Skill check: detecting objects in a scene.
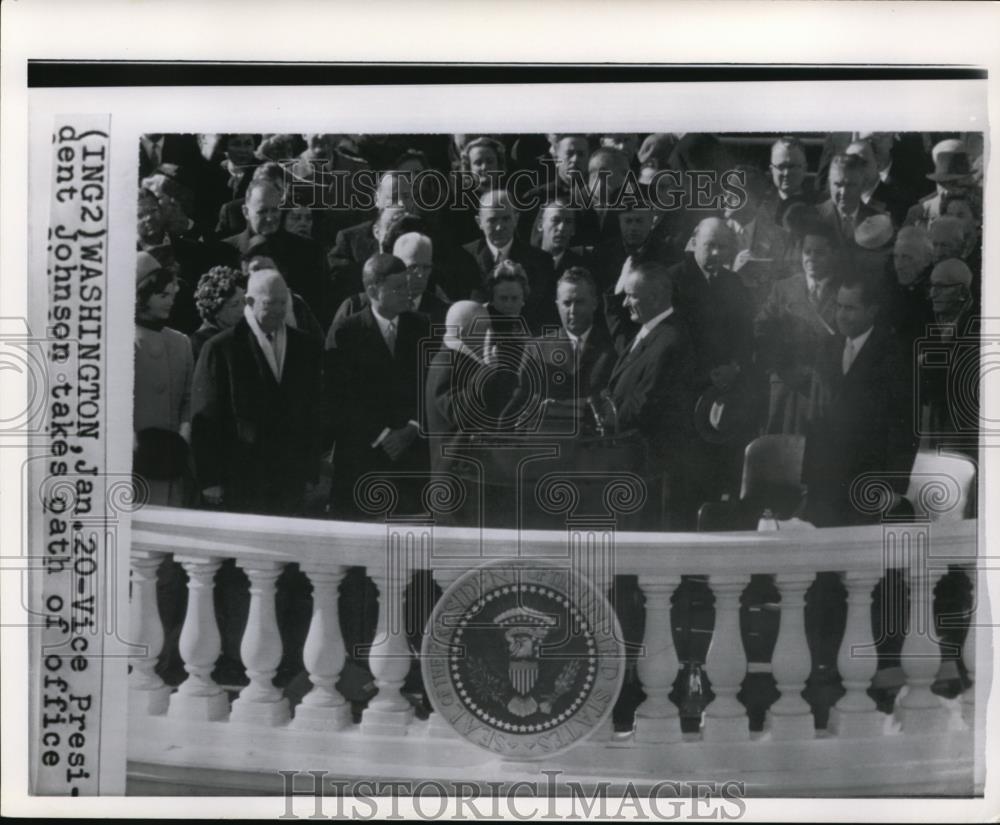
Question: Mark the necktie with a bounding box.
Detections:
[385,320,397,355]
[809,282,820,305]
[495,247,505,266]
[842,338,854,375]
[841,212,855,242]
[629,331,645,354]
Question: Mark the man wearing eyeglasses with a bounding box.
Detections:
[763,136,818,226]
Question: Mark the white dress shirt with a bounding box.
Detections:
[370,306,398,354]
[842,325,874,375]
[486,239,514,265]
[630,307,674,352]
[244,305,286,382]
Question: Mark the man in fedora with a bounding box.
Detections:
[904,139,977,228]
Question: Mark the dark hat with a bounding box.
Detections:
[926,140,972,183]
[694,383,758,445]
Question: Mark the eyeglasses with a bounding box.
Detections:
[770,163,804,172]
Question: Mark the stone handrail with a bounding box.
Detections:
[127,506,983,794]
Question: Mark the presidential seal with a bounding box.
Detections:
[422,562,625,759]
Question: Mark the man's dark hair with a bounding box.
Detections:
[382,213,430,253]
[829,153,865,177]
[362,253,407,291]
[840,275,882,308]
[557,266,598,296]
[629,259,674,302]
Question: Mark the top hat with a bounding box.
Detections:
[927,140,972,183]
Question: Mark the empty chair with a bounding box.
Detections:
[904,450,977,521]
[740,434,807,519]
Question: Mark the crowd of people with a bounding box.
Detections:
[135,130,982,530]
[135,131,982,720]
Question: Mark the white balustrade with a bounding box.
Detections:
[360,545,415,736]
[229,561,289,726]
[634,573,682,743]
[290,564,350,731]
[962,568,975,729]
[767,573,815,740]
[127,507,980,794]
[899,563,951,733]
[128,550,172,716]
[167,556,229,721]
[829,571,883,737]
[702,574,751,742]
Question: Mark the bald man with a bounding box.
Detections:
[191,268,323,515]
[668,217,762,506]
[392,231,451,326]
[423,301,513,474]
[670,218,756,387]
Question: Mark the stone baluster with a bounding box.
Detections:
[634,573,682,743]
[230,561,289,726]
[767,573,815,740]
[830,571,883,737]
[961,567,976,729]
[290,564,350,731]
[167,556,229,722]
[898,561,950,733]
[702,574,751,742]
[360,541,414,736]
[128,550,172,716]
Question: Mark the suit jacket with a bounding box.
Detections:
[501,324,616,429]
[215,198,246,239]
[549,246,592,277]
[590,235,680,294]
[463,237,557,330]
[328,220,378,305]
[816,199,883,249]
[423,344,514,473]
[605,312,697,464]
[223,227,331,327]
[138,134,205,180]
[869,179,918,227]
[327,290,449,343]
[326,308,431,509]
[754,273,839,375]
[190,318,323,515]
[669,254,755,385]
[802,324,918,526]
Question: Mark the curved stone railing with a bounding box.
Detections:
[127,506,984,795]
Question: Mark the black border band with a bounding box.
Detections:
[27,61,987,88]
